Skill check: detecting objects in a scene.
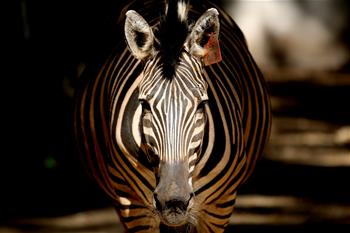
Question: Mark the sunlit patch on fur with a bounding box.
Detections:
[119,197,132,205]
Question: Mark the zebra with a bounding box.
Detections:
[74,0,271,232]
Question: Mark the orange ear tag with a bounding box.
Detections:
[203,33,222,66]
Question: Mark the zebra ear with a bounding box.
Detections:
[186,8,220,58]
[125,10,155,60]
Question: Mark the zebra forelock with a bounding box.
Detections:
[177,1,189,22]
[156,0,190,79]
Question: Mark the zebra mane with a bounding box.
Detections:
[155,0,190,79]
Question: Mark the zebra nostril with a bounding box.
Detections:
[165,199,188,211]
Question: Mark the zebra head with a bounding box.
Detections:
[125,2,220,227]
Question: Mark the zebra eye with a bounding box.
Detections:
[196,101,207,113]
[140,100,152,112]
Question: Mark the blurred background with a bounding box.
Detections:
[3,0,350,232]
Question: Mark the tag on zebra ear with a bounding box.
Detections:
[125,10,155,60]
[203,32,222,66]
[186,8,221,65]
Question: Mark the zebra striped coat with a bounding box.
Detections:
[74,0,271,232]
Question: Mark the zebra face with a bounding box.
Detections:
[125,4,220,227]
[138,53,208,226]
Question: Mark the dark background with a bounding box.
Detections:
[2,0,350,232]
[4,0,130,220]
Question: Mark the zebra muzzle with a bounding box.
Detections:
[153,162,194,226]
[154,194,192,226]
[154,194,191,211]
